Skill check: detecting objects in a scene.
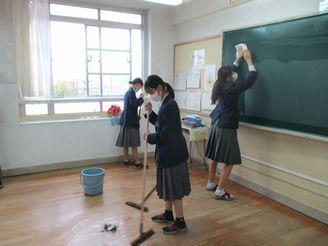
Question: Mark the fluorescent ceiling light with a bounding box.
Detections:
[144,0,183,6]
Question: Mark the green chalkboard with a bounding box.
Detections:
[222,13,328,137]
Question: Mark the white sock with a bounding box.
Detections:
[207,180,216,189]
[215,186,225,196]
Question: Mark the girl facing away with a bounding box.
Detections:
[205,50,258,200]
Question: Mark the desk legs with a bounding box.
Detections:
[189,140,193,164]
[202,139,207,170]
[189,139,208,170]
[0,166,3,189]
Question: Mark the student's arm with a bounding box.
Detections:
[147,104,177,145]
[232,70,258,94]
[232,56,243,72]
[232,51,258,94]
[232,50,244,72]
[128,91,144,108]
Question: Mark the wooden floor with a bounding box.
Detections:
[0,161,327,246]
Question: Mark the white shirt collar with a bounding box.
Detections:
[160,93,169,105]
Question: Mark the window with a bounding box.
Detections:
[23,99,124,117]
[50,4,98,19]
[50,4,143,99]
[25,104,48,115]
[51,21,87,97]
[20,3,144,119]
[100,10,142,24]
[144,0,183,5]
[54,102,100,114]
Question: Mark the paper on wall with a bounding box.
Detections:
[189,49,205,71]
[186,91,201,111]
[193,49,205,70]
[187,70,200,88]
[201,92,215,111]
[175,91,187,109]
[204,64,216,91]
[173,72,187,90]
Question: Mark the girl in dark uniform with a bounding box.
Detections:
[116,78,144,167]
[144,75,191,234]
[205,51,258,200]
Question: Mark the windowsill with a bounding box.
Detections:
[20,96,125,103]
[20,112,111,124]
[19,96,127,123]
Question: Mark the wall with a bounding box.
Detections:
[147,7,175,81]
[0,0,16,85]
[174,0,328,223]
[174,0,320,42]
[0,0,174,172]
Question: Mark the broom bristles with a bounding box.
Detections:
[130,227,155,246]
[125,201,149,212]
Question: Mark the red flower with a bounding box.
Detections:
[107,105,122,117]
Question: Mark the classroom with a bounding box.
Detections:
[0,0,327,245]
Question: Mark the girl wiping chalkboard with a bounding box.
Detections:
[205,49,258,200]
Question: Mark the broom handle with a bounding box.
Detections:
[139,111,150,234]
[144,185,156,203]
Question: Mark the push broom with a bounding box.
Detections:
[125,185,156,212]
[126,100,156,211]
[130,111,155,245]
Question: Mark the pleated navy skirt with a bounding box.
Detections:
[116,126,141,148]
[156,161,191,201]
[205,119,241,165]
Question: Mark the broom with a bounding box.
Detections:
[126,103,156,212]
[130,111,155,245]
[125,185,156,212]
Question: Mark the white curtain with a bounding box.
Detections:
[11,0,31,98]
[11,0,51,98]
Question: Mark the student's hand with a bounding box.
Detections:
[244,51,254,65]
[145,101,152,113]
[143,132,149,141]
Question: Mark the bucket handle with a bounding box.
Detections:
[80,173,104,189]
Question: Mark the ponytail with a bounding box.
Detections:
[211,79,221,104]
[163,82,175,98]
[145,75,175,98]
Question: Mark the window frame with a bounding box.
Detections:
[20,1,147,119]
[49,2,145,98]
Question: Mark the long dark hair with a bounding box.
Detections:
[129,77,143,85]
[211,66,233,104]
[144,75,175,98]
